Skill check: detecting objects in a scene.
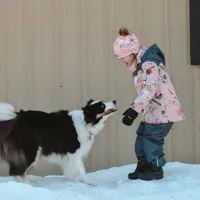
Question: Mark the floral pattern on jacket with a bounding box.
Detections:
[131,54,185,124]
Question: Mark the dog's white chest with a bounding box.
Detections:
[77,135,94,159]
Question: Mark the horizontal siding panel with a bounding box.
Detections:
[0,0,197,176]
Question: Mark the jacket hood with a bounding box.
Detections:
[141,44,165,65]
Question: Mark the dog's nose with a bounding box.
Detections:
[112,100,117,105]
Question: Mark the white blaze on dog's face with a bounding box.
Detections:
[83,99,117,125]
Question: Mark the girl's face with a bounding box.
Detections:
[119,54,137,72]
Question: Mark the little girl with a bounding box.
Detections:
[113,27,185,181]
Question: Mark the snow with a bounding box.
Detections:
[0,162,200,200]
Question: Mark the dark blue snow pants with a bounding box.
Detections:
[135,121,174,167]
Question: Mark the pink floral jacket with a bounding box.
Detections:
[131,45,185,124]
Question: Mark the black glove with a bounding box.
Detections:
[122,108,138,126]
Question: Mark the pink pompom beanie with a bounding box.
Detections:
[113,32,141,59]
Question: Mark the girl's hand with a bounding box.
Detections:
[122,108,138,126]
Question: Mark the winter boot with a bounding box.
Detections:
[128,160,148,180]
[137,164,163,181]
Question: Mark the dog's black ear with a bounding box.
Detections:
[83,105,93,124]
[87,99,94,105]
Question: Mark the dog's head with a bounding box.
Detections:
[82,99,117,125]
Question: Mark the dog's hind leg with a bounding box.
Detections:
[9,163,35,186]
[24,163,34,176]
[13,176,35,186]
[21,145,39,178]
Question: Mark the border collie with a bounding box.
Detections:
[0,99,117,186]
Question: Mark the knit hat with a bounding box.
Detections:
[113,27,141,58]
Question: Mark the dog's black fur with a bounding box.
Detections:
[0,99,117,184]
[1,110,80,176]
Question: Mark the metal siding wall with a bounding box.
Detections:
[0,0,197,176]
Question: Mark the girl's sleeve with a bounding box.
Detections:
[131,61,159,113]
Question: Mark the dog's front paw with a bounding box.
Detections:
[83,179,98,186]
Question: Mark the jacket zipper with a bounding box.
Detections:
[151,99,161,106]
[142,99,162,122]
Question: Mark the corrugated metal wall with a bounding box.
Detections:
[0,0,199,176]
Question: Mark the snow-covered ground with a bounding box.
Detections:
[0,162,200,200]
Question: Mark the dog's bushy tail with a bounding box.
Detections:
[0,102,18,162]
[0,101,16,121]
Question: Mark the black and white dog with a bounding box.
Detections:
[0,99,117,186]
